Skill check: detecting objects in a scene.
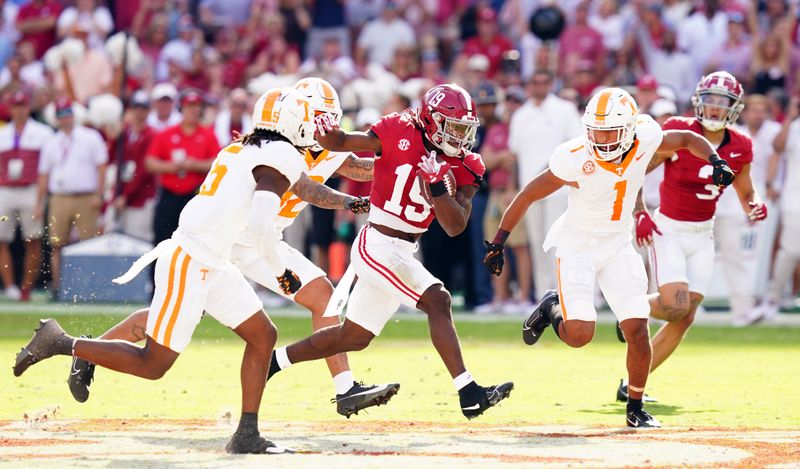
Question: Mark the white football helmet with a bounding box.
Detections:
[294,77,342,151]
[252,87,316,148]
[581,87,638,162]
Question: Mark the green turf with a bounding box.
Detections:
[2,312,799,428]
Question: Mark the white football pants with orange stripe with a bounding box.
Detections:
[146,243,263,352]
[344,225,441,335]
[556,242,650,322]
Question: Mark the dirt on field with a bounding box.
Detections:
[0,416,799,468]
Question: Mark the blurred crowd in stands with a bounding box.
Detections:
[0,0,798,320]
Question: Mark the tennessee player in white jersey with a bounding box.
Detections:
[483,87,734,428]
[63,78,398,418]
[13,87,320,453]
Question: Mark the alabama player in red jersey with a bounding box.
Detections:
[615,71,767,402]
[267,83,514,419]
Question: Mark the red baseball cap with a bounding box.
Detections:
[636,74,659,91]
[180,89,204,106]
[10,91,30,106]
[478,7,497,22]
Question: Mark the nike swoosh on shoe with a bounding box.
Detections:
[461,403,481,411]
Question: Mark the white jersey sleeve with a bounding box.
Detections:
[633,114,664,160]
[244,140,306,187]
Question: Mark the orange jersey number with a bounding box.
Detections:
[278,175,324,218]
[611,179,627,221]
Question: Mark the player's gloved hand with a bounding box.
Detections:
[747,201,768,222]
[314,113,338,136]
[417,150,452,184]
[634,210,662,247]
[345,196,370,214]
[277,268,302,295]
[710,154,735,187]
[462,152,487,190]
[483,241,505,276]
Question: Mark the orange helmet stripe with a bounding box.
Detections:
[319,81,335,103]
[594,90,613,122]
[260,90,281,124]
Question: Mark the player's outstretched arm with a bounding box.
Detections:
[659,129,735,186]
[498,169,566,235]
[335,154,375,181]
[731,163,767,222]
[291,173,369,213]
[483,169,565,276]
[314,114,382,154]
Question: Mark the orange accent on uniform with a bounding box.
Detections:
[163,253,192,348]
[305,149,329,169]
[556,258,567,320]
[224,144,242,154]
[569,145,585,153]
[152,247,183,341]
[260,90,281,124]
[594,138,640,177]
[594,91,613,122]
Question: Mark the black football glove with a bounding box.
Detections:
[277,268,302,295]
[345,196,370,214]
[711,156,735,187]
[483,241,505,277]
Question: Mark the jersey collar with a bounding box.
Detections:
[594,138,640,177]
[305,149,329,169]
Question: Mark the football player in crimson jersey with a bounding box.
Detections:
[614,72,767,402]
[267,83,514,420]
[482,87,734,427]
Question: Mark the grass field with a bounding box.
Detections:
[2,307,799,467]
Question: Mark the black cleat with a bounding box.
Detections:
[225,430,277,454]
[626,407,661,428]
[522,290,558,345]
[68,336,95,403]
[616,379,658,403]
[460,382,514,419]
[615,321,626,343]
[333,382,400,418]
[14,319,70,377]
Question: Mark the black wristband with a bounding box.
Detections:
[430,180,449,197]
[492,229,510,245]
[709,153,722,164]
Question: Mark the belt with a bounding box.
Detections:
[368,222,421,243]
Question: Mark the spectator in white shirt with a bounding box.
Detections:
[588,0,625,52]
[36,97,107,300]
[757,96,800,322]
[355,2,415,67]
[676,0,728,81]
[637,24,696,107]
[147,83,181,131]
[155,15,196,81]
[0,92,52,302]
[56,0,113,51]
[214,88,252,146]
[0,0,18,68]
[507,70,582,300]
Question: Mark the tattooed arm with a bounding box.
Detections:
[290,173,359,210]
[335,154,375,181]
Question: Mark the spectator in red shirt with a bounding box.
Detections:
[461,7,514,79]
[111,90,157,242]
[15,0,61,59]
[145,89,219,246]
[558,0,605,80]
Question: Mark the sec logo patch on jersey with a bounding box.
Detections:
[582,160,596,175]
[398,139,410,151]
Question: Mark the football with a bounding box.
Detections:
[418,169,457,205]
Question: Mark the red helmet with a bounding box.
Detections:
[418,83,479,157]
[691,71,744,132]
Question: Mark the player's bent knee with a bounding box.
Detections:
[418,285,452,318]
[562,321,594,348]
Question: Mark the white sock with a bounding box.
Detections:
[275,346,292,370]
[453,370,474,391]
[332,371,355,395]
